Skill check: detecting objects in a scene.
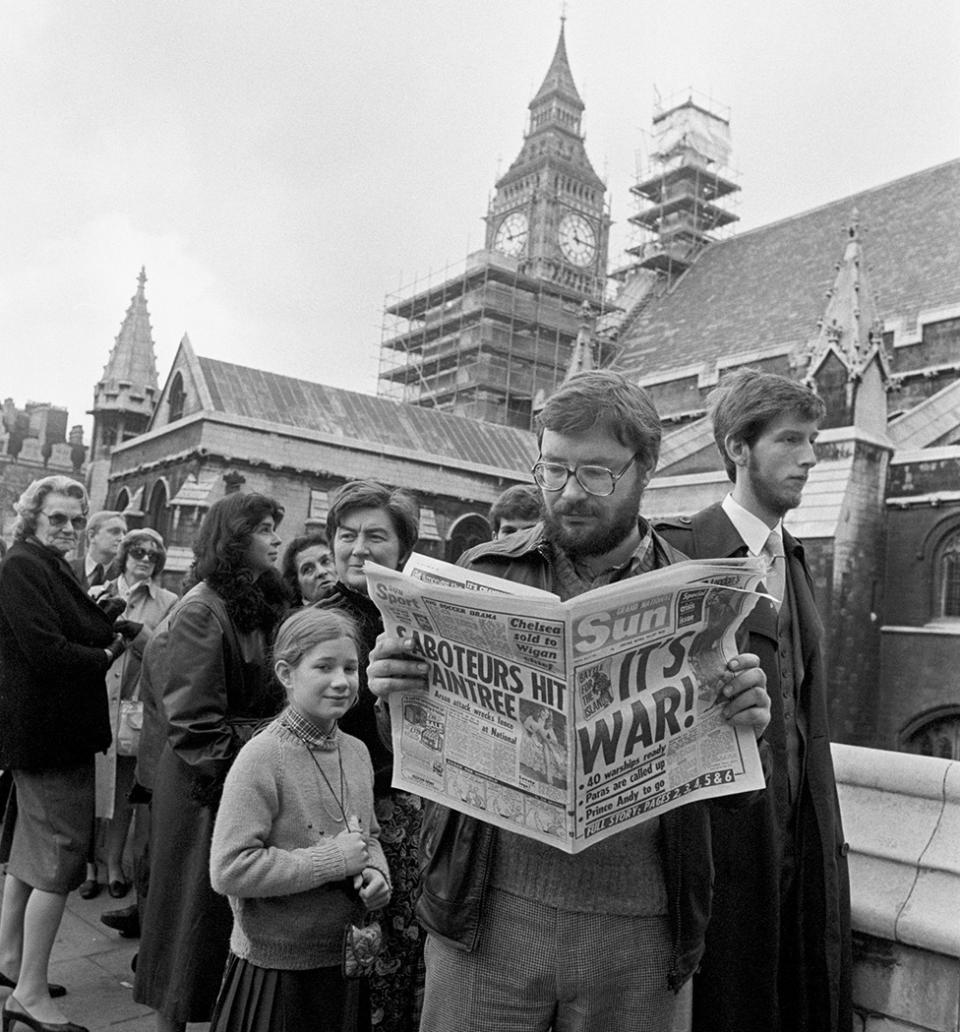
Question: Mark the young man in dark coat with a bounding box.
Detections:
[656,368,852,1032]
[70,510,126,590]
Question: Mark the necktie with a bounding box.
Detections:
[88,563,105,588]
[762,530,785,605]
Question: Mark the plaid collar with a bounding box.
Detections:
[280,705,340,751]
[549,520,656,601]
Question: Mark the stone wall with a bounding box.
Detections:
[835,744,960,1031]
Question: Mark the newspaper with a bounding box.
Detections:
[366,553,769,854]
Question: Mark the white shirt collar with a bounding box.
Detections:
[721,494,783,557]
[119,574,157,601]
[84,553,101,576]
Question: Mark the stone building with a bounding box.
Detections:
[86,266,160,509]
[104,333,537,587]
[612,154,960,756]
[86,28,960,763]
[0,400,82,543]
[377,24,614,429]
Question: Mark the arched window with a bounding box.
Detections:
[903,712,960,760]
[168,373,186,424]
[938,529,960,618]
[146,480,168,540]
[115,487,130,512]
[445,514,491,564]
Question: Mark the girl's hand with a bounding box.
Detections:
[335,829,370,876]
[357,867,391,910]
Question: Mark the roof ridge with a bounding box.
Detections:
[732,157,960,243]
[196,354,537,441]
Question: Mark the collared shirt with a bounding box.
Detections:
[85,553,103,579]
[550,519,656,601]
[721,493,783,558]
[117,574,161,605]
[281,705,340,752]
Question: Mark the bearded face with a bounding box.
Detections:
[538,429,648,560]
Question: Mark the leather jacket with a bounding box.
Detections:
[416,522,744,991]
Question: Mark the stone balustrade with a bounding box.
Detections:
[835,744,960,1031]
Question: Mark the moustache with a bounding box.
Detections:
[551,501,601,518]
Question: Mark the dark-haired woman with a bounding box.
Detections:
[133,493,288,1032]
[319,480,423,1032]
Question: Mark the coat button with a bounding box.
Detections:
[839,841,850,857]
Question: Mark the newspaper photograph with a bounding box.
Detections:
[367,554,769,854]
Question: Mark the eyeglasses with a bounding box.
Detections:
[41,511,87,530]
[531,454,639,498]
[129,546,161,563]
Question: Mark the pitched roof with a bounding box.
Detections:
[530,23,584,111]
[889,378,960,450]
[195,356,538,474]
[99,266,159,392]
[615,160,960,382]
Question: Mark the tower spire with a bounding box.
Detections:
[799,211,891,432]
[530,19,584,116]
[99,265,159,391]
[89,266,160,462]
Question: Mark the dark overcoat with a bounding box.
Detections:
[133,582,282,1023]
[657,504,852,1032]
[0,539,115,769]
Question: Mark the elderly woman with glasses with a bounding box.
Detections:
[87,529,177,903]
[0,476,127,1032]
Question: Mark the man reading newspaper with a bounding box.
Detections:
[368,370,771,1032]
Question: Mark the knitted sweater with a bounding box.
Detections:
[210,711,389,970]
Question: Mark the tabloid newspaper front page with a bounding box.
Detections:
[366,553,769,854]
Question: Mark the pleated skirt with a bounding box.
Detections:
[209,953,365,1032]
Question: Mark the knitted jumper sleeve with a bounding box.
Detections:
[210,732,350,898]
[341,735,390,885]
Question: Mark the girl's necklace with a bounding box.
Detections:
[304,738,351,828]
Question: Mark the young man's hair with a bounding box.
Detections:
[536,371,661,475]
[86,510,126,540]
[488,485,541,535]
[708,368,826,482]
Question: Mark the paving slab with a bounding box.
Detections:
[0,879,209,1030]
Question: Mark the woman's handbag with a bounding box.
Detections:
[116,683,143,757]
[341,915,382,979]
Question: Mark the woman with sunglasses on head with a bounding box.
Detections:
[89,529,177,905]
[133,493,288,1032]
[0,476,127,1032]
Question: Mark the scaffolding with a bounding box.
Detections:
[378,250,614,430]
[627,91,741,280]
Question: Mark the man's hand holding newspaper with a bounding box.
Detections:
[369,634,768,731]
[366,554,770,854]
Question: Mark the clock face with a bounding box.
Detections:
[494,212,529,257]
[558,213,597,267]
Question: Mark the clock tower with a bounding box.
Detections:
[378,24,612,429]
[486,22,610,299]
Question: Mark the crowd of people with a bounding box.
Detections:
[0,368,851,1032]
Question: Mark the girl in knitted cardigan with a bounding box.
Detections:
[209,608,391,1032]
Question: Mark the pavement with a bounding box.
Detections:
[0,883,208,1031]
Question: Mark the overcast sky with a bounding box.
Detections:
[2,0,958,438]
